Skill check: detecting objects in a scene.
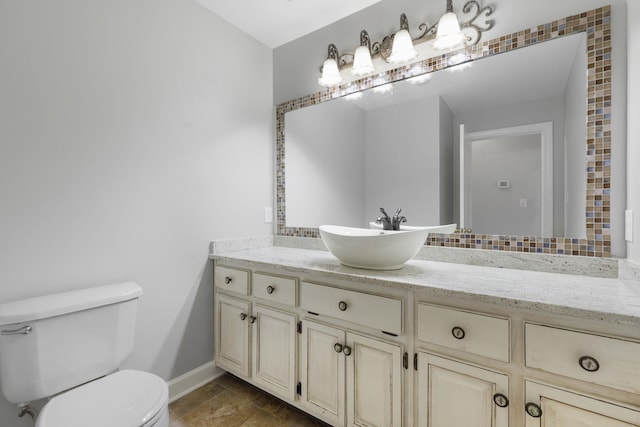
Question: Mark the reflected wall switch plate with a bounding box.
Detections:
[625,209,633,242]
[497,180,510,189]
[520,199,528,208]
[265,207,273,224]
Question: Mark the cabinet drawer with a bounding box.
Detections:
[416,303,510,362]
[300,282,402,336]
[214,265,250,295]
[253,272,297,306]
[525,323,640,394]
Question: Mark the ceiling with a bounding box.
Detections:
[193,0,381,48]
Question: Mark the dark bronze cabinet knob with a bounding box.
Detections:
[334,343,343,353]
[266,285,275,294]
[224,276,232,284]
[343,345,352,356]
[579,355,600,372]
[249,316,257,324]
[240,313,247,321]
[451,326,466,340]
[493,393,509,408]
[525,402,543,418]
[338,301,348,311]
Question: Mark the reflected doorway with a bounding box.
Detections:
[460,122,553,236]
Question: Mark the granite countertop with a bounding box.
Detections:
[210,244,640,328]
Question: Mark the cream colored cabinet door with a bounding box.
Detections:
[346,332,403,427]
[215,293,251,377]
[417,353,509,427]
[300,321,346,426]
[525,381,640,427]
[252,305,297,401]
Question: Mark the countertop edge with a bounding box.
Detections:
[210,245,640,328]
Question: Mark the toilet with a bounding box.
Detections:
[0,282,169,427]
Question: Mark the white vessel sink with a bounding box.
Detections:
[319,225,431,270]
[369,222,457,234]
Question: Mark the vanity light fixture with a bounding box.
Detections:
[351,30,375,76]
[388,14,418,64]
[433,0,466,50]
[318,44,343,88]
[316,0,493,88]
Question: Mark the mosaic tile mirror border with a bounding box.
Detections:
[276,6,611,257]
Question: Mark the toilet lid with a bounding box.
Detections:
[36,370,168,427]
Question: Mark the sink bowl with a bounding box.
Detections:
[319,225,431,270]
[369,222,457,234]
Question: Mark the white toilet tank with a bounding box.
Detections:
[0,282,143,404]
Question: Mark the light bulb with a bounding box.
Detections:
[318,58,342,87]
[388,29,417,64]
[351,45,375,76]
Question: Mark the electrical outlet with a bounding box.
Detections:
[264,207,273,224]
[626,209,633,242]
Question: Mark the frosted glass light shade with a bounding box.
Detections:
[318,58,342,87]
[433,12,465,50]
[351,45,375,76]
[388,29,417,64]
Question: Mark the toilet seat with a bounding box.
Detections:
[36,370,168,427]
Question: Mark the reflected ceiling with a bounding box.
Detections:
[346,34,583,113]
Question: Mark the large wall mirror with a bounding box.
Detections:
[276,7,611,257]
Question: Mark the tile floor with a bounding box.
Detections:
[169,373,332,427]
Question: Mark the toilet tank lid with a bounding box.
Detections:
[0,282,143,325]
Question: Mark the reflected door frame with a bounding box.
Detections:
[460,122,553,236]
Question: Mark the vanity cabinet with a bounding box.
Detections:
[298,281,404,427]
[215,293,251,377]
[522,323,640,426]
[524,381,640,426]
[416,353,509,427]
[415,303,511,427]
[214,266,299,400]
[300,320,403,427]
[213,257,640,427]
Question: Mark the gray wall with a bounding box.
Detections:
[274,0,628,257]
[564,37,588,238]
[471,135,542,235]
[286,101,366,227]
[0,0,272,426]
[365,96,444,225]
[454,97,565,235]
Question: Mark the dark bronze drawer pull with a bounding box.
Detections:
[579,355,600,372]
[451,326,466,340]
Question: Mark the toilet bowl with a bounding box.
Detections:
[0,282,169,427]
[36,370,169,427]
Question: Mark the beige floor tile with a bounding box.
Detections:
[178,389,258,427]
[238,409,287,427]
[168,373,327,427]
[169,382,226,418]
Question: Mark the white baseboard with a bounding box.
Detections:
[167,361,225,403]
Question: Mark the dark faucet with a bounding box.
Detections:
[376,208,407,230]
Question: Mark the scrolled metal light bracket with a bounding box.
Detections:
[320,0,494,70]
